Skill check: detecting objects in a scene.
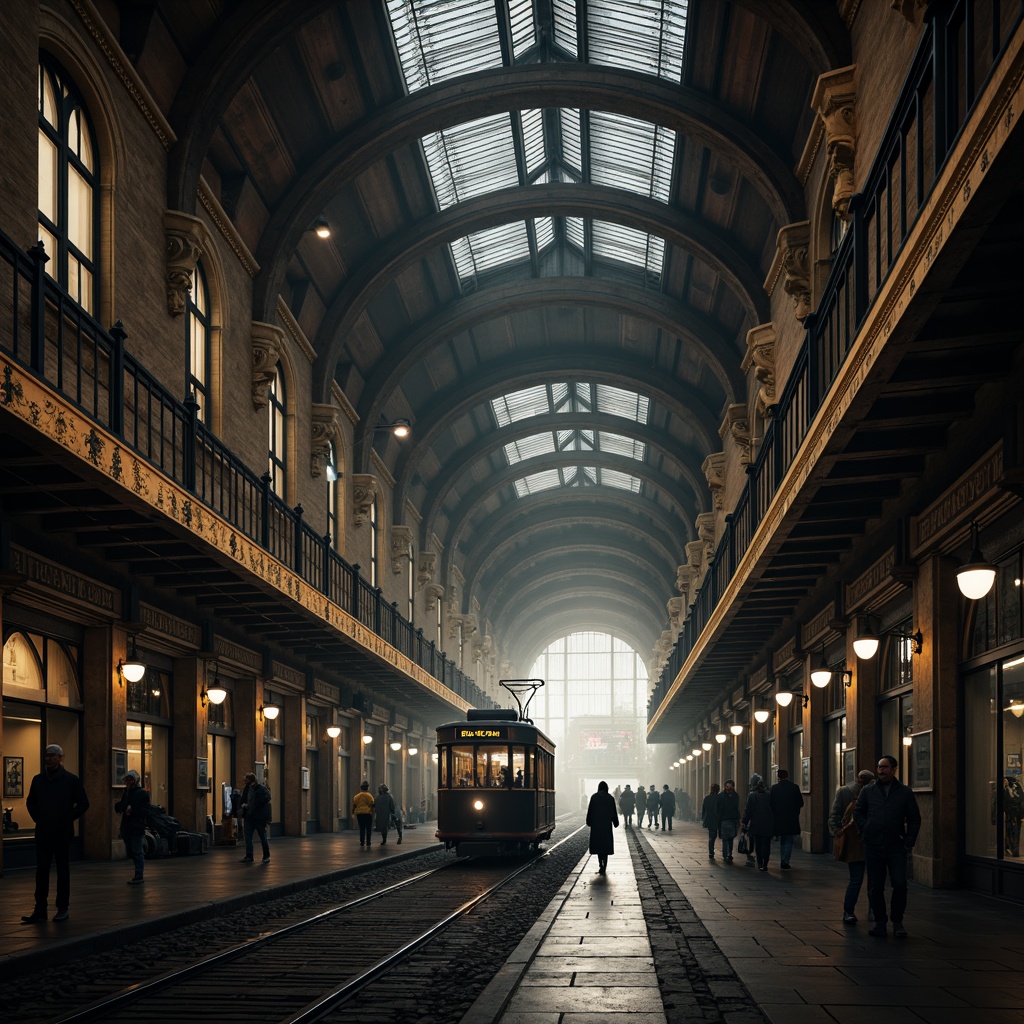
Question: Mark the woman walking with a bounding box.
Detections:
[586,780,619,874]
[374,783,396,845]
[742,776,775,870]
[701,782,721,860]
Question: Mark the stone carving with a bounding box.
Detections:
[686,539,706,597]
[163,210,204,317]
[776,222,812,323]
[668,597,685,632]
[424,582,444,612]
[449,612,477,642]
[310,403,341,478]
[702,451,726,511]
[351,474,376,527]
[391,525,413,575]
[720,404,751,466]
[696,512,717,572]
[251,322,284,410]
[814,67,857,222]
[417,552,437,589]
[676,563,695,604]
[743,324,777,414]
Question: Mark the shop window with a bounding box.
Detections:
[882,618,916,691]
[38,56,98,313]
[3,631,82,706]
[126,721,170,808]
[126,667,169,717]
[969,546,1024,657]
[879,692,913,760]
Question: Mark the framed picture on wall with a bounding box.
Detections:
[197,757,209,790]
[3,756,24,799]
[843,748,856,783]
[800,756,811,793]
[111,748,128,788]
[254,761,266,785]
[910,731,933,791]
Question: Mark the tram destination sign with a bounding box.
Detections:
[456,726,509,740]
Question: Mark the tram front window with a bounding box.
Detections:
[449,745,509,786]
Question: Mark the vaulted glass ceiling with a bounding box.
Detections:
[386,0,688,285]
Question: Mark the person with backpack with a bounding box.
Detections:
[239,771,271,863]
[829,769,875,923]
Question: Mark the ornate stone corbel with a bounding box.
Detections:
[310,403,341,478]
[775,223,812,323]
[391,525,413,575]
[696,512,717,571]
[351,474,376,527]
[447,582,460,614]
[676,563,694,604]
[163,210,205,317]
[448,612,477,642]
[251,322,284,410]
[813,66,857,222]
[424,582,444,612]
[702,452,726,511]
[719,404,751,466]
[417,552,437,589]
[743,324,777,414]
[668,597,685,633]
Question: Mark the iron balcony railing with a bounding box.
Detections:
[649,0,1022,719]
[0,239,488,710]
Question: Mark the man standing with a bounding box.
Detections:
[239,770,272,862]
[769,768,804,869]
[21,744,89,923]
[114,769,150,884]
[659,784,676,830]
[829,769,875,923]
[854,754,921,937]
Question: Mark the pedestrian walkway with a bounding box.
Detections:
[462,821,1024,1024]
[0,822,439,981]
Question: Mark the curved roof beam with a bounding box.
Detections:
[731,0,851,78]
[350,280,739,460]
[253,64,803,316]
[419,411,706,541]
[459,495,686,605]
[166,0,335,211]
[433,451,697,562]
[393,351,720,520]
[316,184,767,355]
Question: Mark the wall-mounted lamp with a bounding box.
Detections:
[686,754,694,761]
[378,418,411,439]
[362,733,373,744]
[692,748,702,757]
[810,643,833,688]
[715,732,727,744]
[701,741,713,752]
[390,740,402,751]
[753,700,771,724]
[853,615,923,660]
[775,688,809,708]
[259,702,280,721]
[117,633,146,686]
[957,518,997,599]
[313,217,331,239]
[408,746,418,755]
[841,669,853,688]
[326,725,342,739]
[200,663,228,707]
[729,723,744,736]
[902,727,914,748]
[1005,701,1024,719]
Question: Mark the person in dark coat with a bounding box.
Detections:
[701,782,720,859]
[829,769,875,923]
[742,777,774,870]
[21,744,89,922]
[239,770,272,862]
[854,754,921,937]
[374,783,396,845]
[744,773,763,864]
[351,780,375,847]
[619,784,637,827]
[716,780,741,861]
[769,768,804,868]
[676,789,690,822]
[114,769,151,884]
[645,784,660,828]
[659,784,676,830]
[586,780,619,874]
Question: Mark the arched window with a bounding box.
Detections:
[186,263,211,422]
[38,57,98,314]
[407,539,415,622]
[267,363,287,498]
[369,494,379,588]
[326,440,339,551]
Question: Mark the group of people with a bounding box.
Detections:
[351,781,403,846]
[616,783,678,830]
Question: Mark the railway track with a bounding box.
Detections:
[47,822,588,1024]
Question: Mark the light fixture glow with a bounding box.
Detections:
[957,519,997,599]
[702,741,712,751]
[473,799,484,811]
[260,703,280,721]
[313,217,331,239]
[686,754,694,761]
[206,672,227,705]
[326,725,342,739]
[408,747,418,755]
[811,643,832,687]
[118,633,145,684]
[390,741,402,751]
[362,733,373,744]
[902,733,913,747]
[715,732,727,744]
[730,724,743,736]
[775,691,794,707]
[692,748,702,757]
[754,708,771,724]
[853,635,879,660]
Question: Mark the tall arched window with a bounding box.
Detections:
[267,363,287,498]
[407,539,415,622]
[186,263,211,421]
[38,57,98,314]
[326,440,339,551]
[369,494,379,588]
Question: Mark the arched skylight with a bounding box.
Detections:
[386,0,687,285]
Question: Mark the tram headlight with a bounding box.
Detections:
[473,799,484,811]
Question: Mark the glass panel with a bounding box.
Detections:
[596,384,649,422]
[3,632,45,697]
[589,111,673,202]
[599,468,641,492]
[2,702,42,835]
[587,0,687,82]
[46,639,81,707]
[1003,654,1024,859]
[505,433,556,464]
[509,0,536,57]
[39,65,57,127]
[964,665,997,858]
[522,108,545,177]
[68,162,93,259]
[552,0,578,57]
[38,130,57,223]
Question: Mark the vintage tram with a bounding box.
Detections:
[435,680,556,856]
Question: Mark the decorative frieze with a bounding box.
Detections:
[743,324,777,414]
[310,403,341,478]
[391,525,413,575]
[813,66,857,222]
[845,547,897,611]
[351,474,376,527]
[251,322,284,410]
[775,222,812,322]
[163,210,205,317]
[801,602,837,649]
